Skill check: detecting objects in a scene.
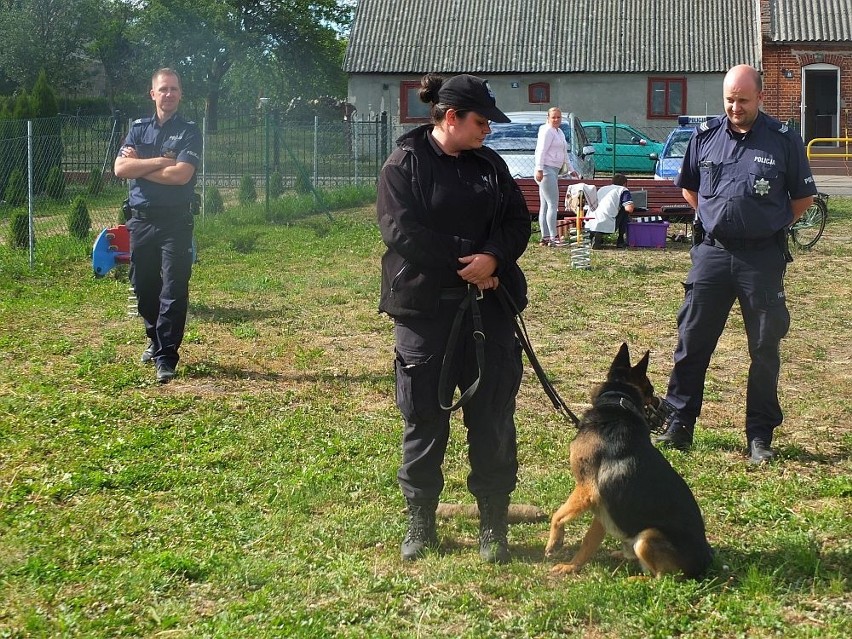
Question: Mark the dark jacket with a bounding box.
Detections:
[377,125,531,318]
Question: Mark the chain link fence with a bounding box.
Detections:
[0,110,400,270]
[0,110,683,272]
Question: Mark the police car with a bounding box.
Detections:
[652,115,713,180]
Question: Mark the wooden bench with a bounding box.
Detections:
[515,177,695,223]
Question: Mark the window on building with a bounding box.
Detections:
[648,78,687,118]
[400,81,431,123]
[529,82,550,104]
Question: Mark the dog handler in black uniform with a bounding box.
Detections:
[377,74,531,563]
[655,65,817,463]
[114,68,201,384]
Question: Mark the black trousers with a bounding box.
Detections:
[393,291,522,502]
[665,239,790,443]
[127,214,194,367]
[615,207,629,239]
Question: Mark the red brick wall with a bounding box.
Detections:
[761,45,852,134]
[759,0,852,134]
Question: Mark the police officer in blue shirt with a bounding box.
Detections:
[655,65,817,463]
[114,68,202,384]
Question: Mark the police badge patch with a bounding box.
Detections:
[754,177,770,196]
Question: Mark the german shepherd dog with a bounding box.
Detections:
[544,343,713,578]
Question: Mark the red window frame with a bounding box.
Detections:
[400,80,430,123]
[647,77,687,119]
[529,82,550,104]
[527,82,550,104]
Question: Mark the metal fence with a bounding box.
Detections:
[0,110,683,270]
[0,111,398,269]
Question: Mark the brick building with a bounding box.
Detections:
[346,0,852,148]
[760,0,852,143]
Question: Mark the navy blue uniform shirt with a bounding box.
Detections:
[675,112,817,239]
[120,113,202,209]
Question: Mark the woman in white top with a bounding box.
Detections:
[534,107,568,246]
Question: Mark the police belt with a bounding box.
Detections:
[704,233,780,251]
[130,203,191,220]
[439,286,470,300]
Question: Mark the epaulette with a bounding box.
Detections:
[131,118,145,125]
[172,113,196,126]
[768,118,791,135]
[696,116,724,136]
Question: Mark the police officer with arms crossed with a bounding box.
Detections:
[655,64,817,463]
[114,68,202,384]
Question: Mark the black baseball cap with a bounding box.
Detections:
[438,74,511,123]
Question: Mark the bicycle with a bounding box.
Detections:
[788,191,828,250]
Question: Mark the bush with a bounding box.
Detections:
[269,171,284,199]
[7,209,28,248]
[204,187,225,215]
[5,168,26,207]
[294,172,312,195]
[87,168,103,195]
[68,196,91,240]
[238,175,257,204]
[228,231,260,254]
[45,166,65,200]
[320,184,377,210]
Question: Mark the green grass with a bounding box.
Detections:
[0,194,850,637]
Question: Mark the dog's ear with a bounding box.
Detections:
[632,350,650,378]
[610,342,631,375]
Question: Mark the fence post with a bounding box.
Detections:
[313,115,319,188]
[27,120,34,268]
[353,116,360,183]
[613,115,619,175]
[201,115,207,218]
[380,111,388,163]
[265,108,271,215]
[102,111,122,176]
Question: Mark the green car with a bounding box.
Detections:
[581,121,665,174]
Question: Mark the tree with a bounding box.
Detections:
[0,0,95,92]
[31,69,63,193]
[68,196,91,240]
[132,0,352,130]
[1,92,33,199]
[131,0,248,130]
[85,0,145,111]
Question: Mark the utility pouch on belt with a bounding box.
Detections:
[121,198,132,222]
[692,218,705,246]
[190,192,201,216]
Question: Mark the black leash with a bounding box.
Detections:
[437,283,582,427]
[495,286,581,426]
[438,285,486,411]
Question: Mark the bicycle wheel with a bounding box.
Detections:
[790,199,827,249]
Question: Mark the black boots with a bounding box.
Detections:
[400,499,438,561]
[400,496,511,563]
[477,495,510,564]
[653,421,694,451]
[748,438,776,464]
[590,232,603,249]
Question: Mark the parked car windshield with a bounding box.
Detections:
[667,128,694,158]
[485,123,572,151]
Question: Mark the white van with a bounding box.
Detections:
[484,111,596,179]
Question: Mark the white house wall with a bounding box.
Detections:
[347,73,727,132]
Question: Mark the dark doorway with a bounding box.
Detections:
[803,67,839,146]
